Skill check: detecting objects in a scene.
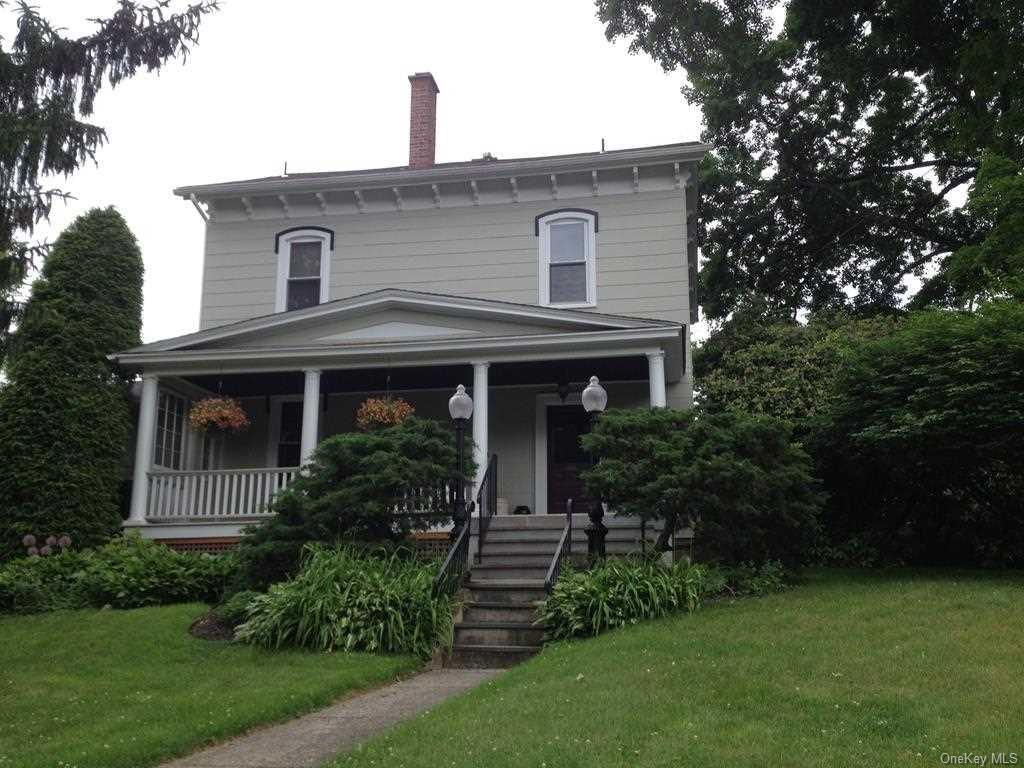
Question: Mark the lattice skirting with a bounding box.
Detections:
[163,537,242,554]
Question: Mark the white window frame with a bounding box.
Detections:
[153,391,189,470]
[537,210,597,308]
[275,228,332,313]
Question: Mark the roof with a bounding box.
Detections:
[116,288,681,356]
[173,142,709,199]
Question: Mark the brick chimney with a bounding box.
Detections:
[408,72,439,170]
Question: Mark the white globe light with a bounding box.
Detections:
[581,376,608,413]
[448,384,474,420]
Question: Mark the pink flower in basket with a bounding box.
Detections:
[355,397,415,431]
[188,397,251,433]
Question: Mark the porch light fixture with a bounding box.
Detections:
[448,384,474,540]
[581,376,608,414]
[448,384,474,421]
[581,375,608,561]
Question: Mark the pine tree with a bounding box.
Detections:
[0,207,143,559]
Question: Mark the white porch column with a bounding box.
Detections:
[127,374,160,525]
[300,369,321,465]
[471,361,489,495]
[647,350,667,408]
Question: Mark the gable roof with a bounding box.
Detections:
[120,289,680,355]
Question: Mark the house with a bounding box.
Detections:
[112,73,706,551]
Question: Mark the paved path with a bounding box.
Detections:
[162,668,502,768]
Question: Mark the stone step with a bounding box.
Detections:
[454,621,545,646]
[471,564,550,580]
[476,553,555,568]
[446,644,541,669]
[478,542,561,556]
[467,580,547,604]
[462,601,540,624]
[483,529,565,544]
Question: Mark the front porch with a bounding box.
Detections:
[113,290,688,542]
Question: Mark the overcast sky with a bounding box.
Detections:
[22,0,703,343]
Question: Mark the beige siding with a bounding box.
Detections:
[200,190,689,329]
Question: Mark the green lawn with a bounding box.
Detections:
[0,603,418,768]
[330,570,1024,768]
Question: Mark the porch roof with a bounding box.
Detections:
[111,289,684,380]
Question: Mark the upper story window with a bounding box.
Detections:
[275,227,334,312]
[536,209,597,308]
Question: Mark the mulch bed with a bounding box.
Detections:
[189,611,236,642]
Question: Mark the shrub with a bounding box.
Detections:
[0,535,233,613]
[0,208,143,559]
[720,560,787,597]
[537,557,716,640]
[816,301,1024,566]
[581,408,823,565]
[235,544,451,658]
[234,416,471,590]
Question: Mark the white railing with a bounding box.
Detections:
[146,467,299,521]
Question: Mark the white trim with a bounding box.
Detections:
[471,362,489,495]
[537,211,597,308]
[647,350,667,408]
[122,290,669,355]
[300,369,321,465]
[275,228,332,313]
[533,392,582,516]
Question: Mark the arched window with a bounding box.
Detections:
[274,227,333,312]
[536,209,597,307]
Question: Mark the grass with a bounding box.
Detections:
[0,603,419,768]
[329,570,1024,767]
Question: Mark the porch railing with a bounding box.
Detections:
[474,454,498,563]
[146,467,299,521]
[544,498,574,593]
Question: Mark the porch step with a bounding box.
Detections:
[454,621,545,646]
[470,564,550,580]
[446,644,542,669]
[462,602,540,623]
[476,554,555,568]
[467,580,548,604]
[478,542,561,556]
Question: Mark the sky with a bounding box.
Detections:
[19,0,704,343]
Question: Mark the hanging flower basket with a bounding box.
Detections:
[188,397,251,434]
[355,397,415,431]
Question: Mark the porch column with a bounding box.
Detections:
[471,361,489,495]
[300,369,321,465]
[127,374,160,525]
[647,350,667,408]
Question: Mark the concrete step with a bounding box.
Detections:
[471,564,550,580]
[478,542,561,556]
[484,529,565,544]
[467,580,547,604]
[446,644,541,669]
[462,602,540,624]
[485,516,566,530]
[476,554,555,568]
[454,621,545,646]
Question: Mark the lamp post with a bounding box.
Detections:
[581,375,608,562]
[448,384,474,541]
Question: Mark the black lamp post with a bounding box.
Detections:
[581,375,608,562]
[447,384,474,541]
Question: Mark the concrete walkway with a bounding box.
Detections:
[162,668,502,768]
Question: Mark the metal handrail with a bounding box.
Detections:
[432,523,470,597]
[544,498,573,594]
[474,454,498,564]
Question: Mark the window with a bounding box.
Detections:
[275,228,333,312]
[276,401,303,467]
[153,392,187,469]
[537,209,597,307]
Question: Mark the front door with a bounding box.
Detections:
[546,405,592,515]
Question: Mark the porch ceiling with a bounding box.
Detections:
[184,356,650,398]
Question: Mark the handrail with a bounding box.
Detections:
[432,523,470,597]
[544,498,573,594]
[474,453,498,564]
[148,466,300,477]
